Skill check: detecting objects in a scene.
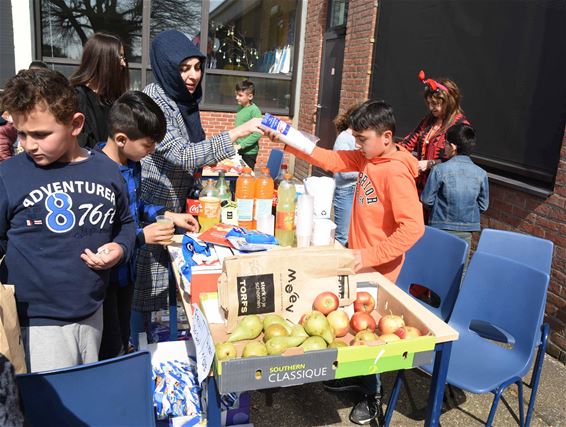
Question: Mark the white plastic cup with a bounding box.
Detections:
[256,214,275,236]
[311,219,337,246]
[296,235,311,248]
[296,194,314,236]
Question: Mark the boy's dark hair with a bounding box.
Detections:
[348,100,396,135]
[235,80,255,96]
[1,68,78,124]
[29,60,49,70]
[446,123,476,155]
[108,91,166,143]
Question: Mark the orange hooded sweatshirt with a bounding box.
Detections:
[288,144,424,282]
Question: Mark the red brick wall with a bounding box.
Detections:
[200,111,289,172]
[481,131,566,363]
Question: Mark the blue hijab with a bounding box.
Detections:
[150,30,206,143]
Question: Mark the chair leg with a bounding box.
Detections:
[516,379,525,427]
[486,387,504,427]
[385,371,405,426]
[526,323,549,427]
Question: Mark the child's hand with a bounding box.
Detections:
[165,211,200,233]
[234,144,241,151]
[81,242,124,270]
[229,118,264,142]
[417,160,429,173]
[143,221,174,245]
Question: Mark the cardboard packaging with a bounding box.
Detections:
[208,272,458,394]
[218,246,356,331]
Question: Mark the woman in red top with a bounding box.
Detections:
[401,71,469,192]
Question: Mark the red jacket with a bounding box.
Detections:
[0,121,17,162]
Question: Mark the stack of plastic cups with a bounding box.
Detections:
[295,194,314,247]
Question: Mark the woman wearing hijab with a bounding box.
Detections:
[134,29,262,322]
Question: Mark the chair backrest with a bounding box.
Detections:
[450,252,549,359]
[266,148,284,180]
[16,351,155,427]
[476,228,554,274]
[396,226,469,320]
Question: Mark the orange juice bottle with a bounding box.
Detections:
[236,167,255,230]
[198,179,221,232]
[253,167,274,228]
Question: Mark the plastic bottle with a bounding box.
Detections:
[186,176,203,216]
[198,179,221,232]
[272,163,288,214]
[215,170,232,203]
[235,167,255,230]
[275,173,296,246]
[254,167,274,228]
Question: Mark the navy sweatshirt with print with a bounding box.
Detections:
[0,151,136,325]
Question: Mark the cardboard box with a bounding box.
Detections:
[205,272,457,394]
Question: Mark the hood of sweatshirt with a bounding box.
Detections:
[366,144,420,178]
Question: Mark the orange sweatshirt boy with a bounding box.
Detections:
[270,101,424,282]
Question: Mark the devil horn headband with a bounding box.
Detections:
[419,70,449,94]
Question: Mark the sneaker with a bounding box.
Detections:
[349,393,385,426]
[323,378,363,392]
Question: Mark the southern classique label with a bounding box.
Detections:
[268,363,329,383]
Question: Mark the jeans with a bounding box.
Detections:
[447,230,472,278]
[361,373,382,395]
[333,184,355,246]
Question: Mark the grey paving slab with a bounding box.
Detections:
[249,354,566,426]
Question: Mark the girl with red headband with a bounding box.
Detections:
[401,70,469,192]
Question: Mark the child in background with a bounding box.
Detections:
[234,80,263,170]
[332,105,358,246]
[99,91,199,359]
[0,111,17,162]
[265,100,424,426]
[421,123,489,262]
[0,69,136,372]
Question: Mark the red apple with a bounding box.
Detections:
[353,291,376,313]
[379,333,402,343]
[299,312,308,325]
[313,292,340,315]
[350,311,376,333]
[327,310,350,337]
[378,314,405,335]
[394,326,423,340]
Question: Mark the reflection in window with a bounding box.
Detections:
[206,0,296,74]
[150,1,201,43]
[41,0,142,62]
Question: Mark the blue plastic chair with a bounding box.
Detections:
[474,228,553,398]
[266,148,284,180]
[16,351,155,427]
[397,226,469,321]
[389,252,550,427]
[476,228,553,275]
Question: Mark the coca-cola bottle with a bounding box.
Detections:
[186,176,203,217]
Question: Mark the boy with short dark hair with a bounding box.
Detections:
[421,123,489,253]
[0,69,136,372]
[266,100,424,426]
[98,91,199,359]
[234,80,262,170]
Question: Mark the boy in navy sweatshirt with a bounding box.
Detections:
[98,91,199,359]
[0,69,136,372]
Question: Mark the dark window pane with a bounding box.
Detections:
[207,1,297,74]
[203,73,290,112]
[329,0,348,28]
[41,0,142,62]
[150,0,202,42]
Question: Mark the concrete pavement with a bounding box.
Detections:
[249,354,565,426]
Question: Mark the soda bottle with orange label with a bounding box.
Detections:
[198,179,221,232]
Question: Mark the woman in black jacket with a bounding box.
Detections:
[70,33,129,148]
